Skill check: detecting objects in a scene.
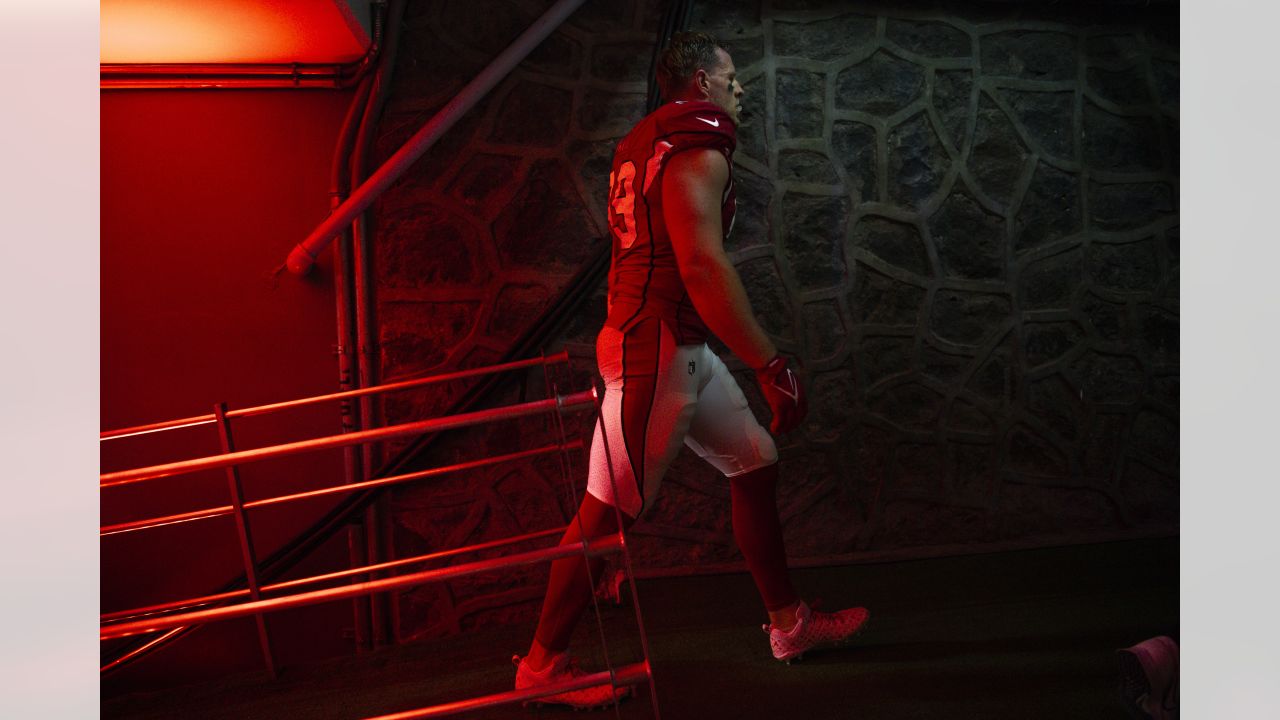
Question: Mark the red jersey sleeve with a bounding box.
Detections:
[653,100,737,160]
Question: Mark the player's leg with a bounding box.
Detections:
[516,320,698,705]
[583,318,701,518]
[682,348,795,611]
[730,463,799,614]
[524,320,653,670]
[515,423,635,709]
[684,348,869,662]
[526,491,631,671]
[528,318,699,650]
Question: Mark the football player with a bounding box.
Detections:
[513,32,869,710]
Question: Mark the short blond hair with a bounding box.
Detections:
[656,31,723,100]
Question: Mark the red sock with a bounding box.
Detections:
[730,463,798,612]
[532,493,633,654]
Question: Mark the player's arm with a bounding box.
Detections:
[664,148,776,369]
[665,147,808,434]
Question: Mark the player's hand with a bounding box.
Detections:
[755,355,807,435]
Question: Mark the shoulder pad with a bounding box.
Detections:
[656,101,736,147]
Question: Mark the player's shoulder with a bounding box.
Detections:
[654,100,735,139]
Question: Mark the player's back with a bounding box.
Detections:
[603,100,738,346]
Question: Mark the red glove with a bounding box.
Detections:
[755,355,807,435]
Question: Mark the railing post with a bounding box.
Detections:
[580,373,662,718]
[213,402,277,678]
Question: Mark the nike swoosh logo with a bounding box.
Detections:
[695,116,720,127]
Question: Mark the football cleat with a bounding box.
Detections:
[512,653,630,711]
[764,601,869,664]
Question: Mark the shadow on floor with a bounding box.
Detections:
[102,536,1177,720]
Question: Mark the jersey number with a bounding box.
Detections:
[608,161,637,249]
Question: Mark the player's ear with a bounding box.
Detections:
[693,67,711,97]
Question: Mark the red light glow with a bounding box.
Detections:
[101,0,369,65]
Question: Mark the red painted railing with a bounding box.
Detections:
[101,350,659,718]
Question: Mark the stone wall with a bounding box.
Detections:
[372,0,662,640]
[373,0,1178,640]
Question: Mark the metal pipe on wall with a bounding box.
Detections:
[285,0,588,275]
[348,0,406,648]
[332,59,379,655]
[99,63,367,90]
[350,30,384,650]
[350,0,403,477]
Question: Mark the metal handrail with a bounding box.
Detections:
[285,0,590,275]
[99,358,657,717]
[101,534,624,640]
[100,388,594,487]
[99,352,601,679]
[102,526,568,624]
[101,351,570,441]
[101,441,582,536]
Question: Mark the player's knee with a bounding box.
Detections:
[751,424,779,467]
[729,456,779,489]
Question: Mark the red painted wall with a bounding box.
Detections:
[101,89,361,691]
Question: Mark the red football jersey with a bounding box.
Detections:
[603,100,737,345]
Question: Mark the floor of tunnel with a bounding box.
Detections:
[102,536,1178,720]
